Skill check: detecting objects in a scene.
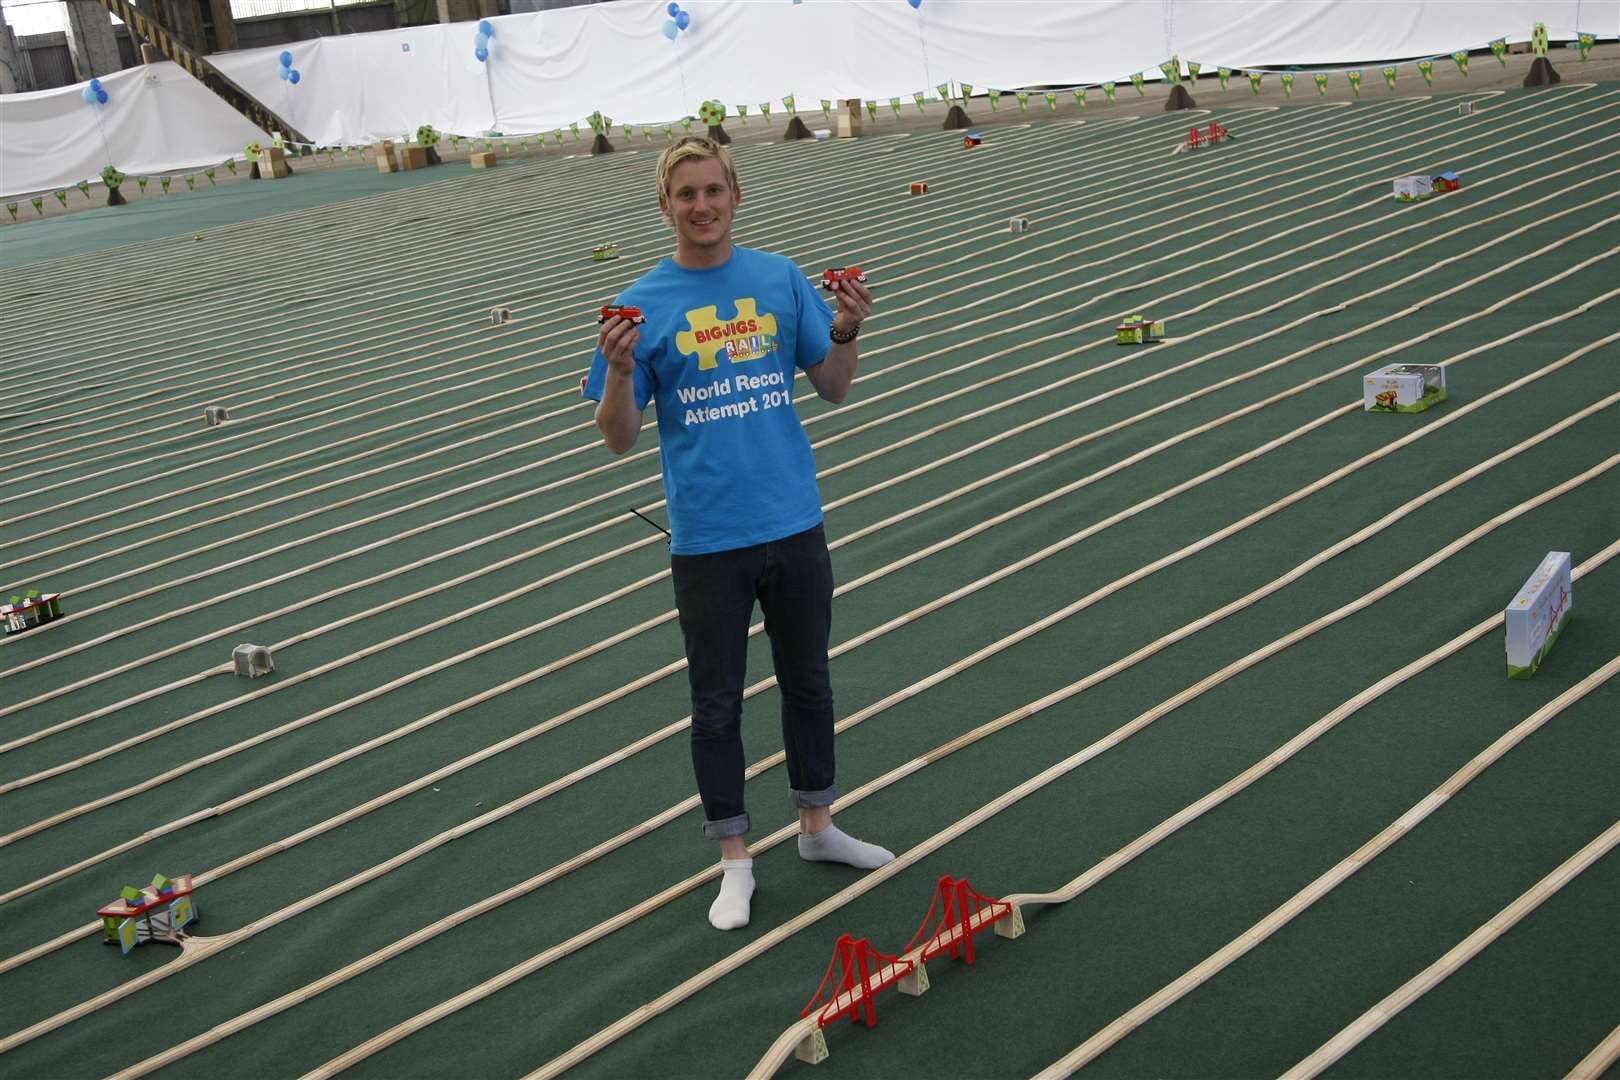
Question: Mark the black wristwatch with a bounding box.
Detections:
[829,322,860,344]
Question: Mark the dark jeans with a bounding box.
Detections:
[671,524,837,840]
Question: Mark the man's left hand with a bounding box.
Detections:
[829,276,873,335]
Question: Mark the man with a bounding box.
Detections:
[582,136,892,931]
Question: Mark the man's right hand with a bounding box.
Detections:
[598,315,641,375]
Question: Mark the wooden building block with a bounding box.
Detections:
[256,147,290,179]
[399,145,429,170]
[835,97,862,138]
[470,151,497,168]
[794,1029,829,1065]
[375,140,399,174]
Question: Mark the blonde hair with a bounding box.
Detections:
[656,135,740,201]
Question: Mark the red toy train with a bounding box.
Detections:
[821,266,867,290]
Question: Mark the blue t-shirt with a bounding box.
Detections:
[582,245,835,555]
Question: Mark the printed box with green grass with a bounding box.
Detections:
[1363,363,1446,413]
[1505,551,1571,679]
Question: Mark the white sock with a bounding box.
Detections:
[709,858,754,930]
[798,824,895,869]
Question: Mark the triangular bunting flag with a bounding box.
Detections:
[783,94,797,114]
[889,97,902,117]
[1102,81,1116,101]
[865,100,878,120]
[1490,38,1508,65]
[76,179,91,198]
[1073,87,1087,106]
[1187,61,1201,81]
[1280,72,1295,96]
[1579,33,1595,61]
[1314,71,1328,95]
[183,175,195,190]
[759,101,772,121]
[205,167,216,184]
[1417,59,1434,84]
[1217,67,1232,89]
[159,177,171,193]
[136,176,149,192]
[1015,89,1029,110]
[1044,90,1057,110]
[31,196,44,214]
[820,98,831,118]
[1159,58,1180,86]
[1347,69,1362,95]
[225,158,237,173]
[735,104,749,122]
[988,88,1001,110]
[570,122,581,139]
[5,203,16,222]
[960,82,973,100]
[1247,70,1263,93]
[1382,65,1396,90]
[1453,50,1469,76]
[1130,72,1144,95]
[913,91,926,113]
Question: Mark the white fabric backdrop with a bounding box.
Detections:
[207,0,1617,144]
[4,0,1616,195]
[0,62,268,199]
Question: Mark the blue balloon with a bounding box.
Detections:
[287,69,300,84]
[96,88,109,102]
[279,50,292,67]
[89,77,102,91]
[667,2,679,14]
[676,10,689,29]
[477,18,493,36]
[907,0,921,7]
[475,45,489,61]
[82,86,97,103]
[661,19,677,39]
[279,66,290,80]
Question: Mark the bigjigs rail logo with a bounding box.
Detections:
[676,298,780,370]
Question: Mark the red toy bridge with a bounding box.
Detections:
[1182,121,1233,150]
[799,876,1019,1031]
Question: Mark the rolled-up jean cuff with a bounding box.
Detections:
[792,785,837,809]
[702,812,751,841]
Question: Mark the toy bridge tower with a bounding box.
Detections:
[94,0,307,144]
[903,875,1023,967]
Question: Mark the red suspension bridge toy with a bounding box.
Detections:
[792,876,1024,1065]
[1180,120,1233,151]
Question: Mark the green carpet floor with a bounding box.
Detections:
[1,83,1616,1080]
